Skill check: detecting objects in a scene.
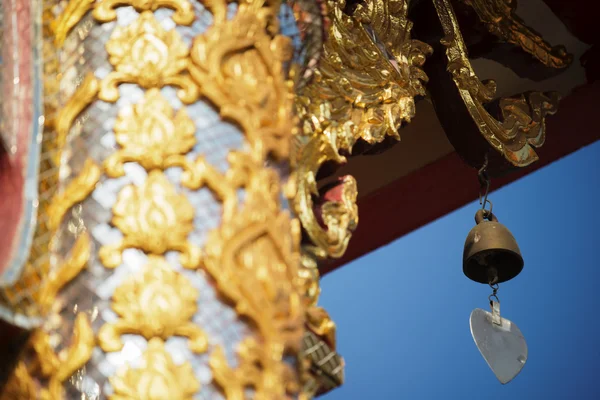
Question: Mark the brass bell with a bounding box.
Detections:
[463,209,523,284]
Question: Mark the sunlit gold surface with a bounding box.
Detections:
[293,0,430,261]
[434,0,560,166]
[104,89,196,177]
[202,153,305,399]
[50,0,95,46]
[98,256,208,353]
[94,0,194,25]
[188,0,295,161]
[54,74,99,168]
[458,0,572,69]
[98,171,201,269]
[100,11,198,103]
[47,159,101,231]
[109,338,200,400]
[36,232,91,312]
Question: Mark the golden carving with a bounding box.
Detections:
[0,362,36,400]
[188,0,296,160]
[109,338,200,400]
[98,256,208,353]
[54,73,100,167]
[98,171,201,269]
[45,313,95,399]
[306,306,337,350]
[100,11,198,104]
[293,0,430,260]
[50,0,95,47]
[47,159,101,231]
[104,89,196,177]
[201,152,305,398]
[94,0,194,25]
[458,0,572,69]
[36,232,91,312]
[433,0,560,166]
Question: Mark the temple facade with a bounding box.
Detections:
[0,0,596,398]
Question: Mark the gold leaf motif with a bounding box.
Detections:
[99,171,201,269]
[293,0,430,262]
[44,313,95,399]
[457,0,572,69]
[100,11,198,104]
[36,231,91,312]
[0,362,36,400]
[202,153,305,398]
[109,338,200,400]
[433,0,560,166]
[50,0,95,47]
[189,1,296,160]
[98,256,207,353]
[104,89,196,177]
[54,74,100,168]
[94,0,195,26]
[47,159,101,231]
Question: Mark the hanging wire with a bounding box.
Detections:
[478,154,493,216]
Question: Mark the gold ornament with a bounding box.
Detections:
[36,232,91,312]
[433,0,560,166]
[98,256,208,353]
[109,338,200,400]
[47,159,101,231]
[100,11,198,104]
[201,153,305,399]
[104,89,197,177]
[94,0,195,25]
[0,362,36,400]
[457,0,572,69]
[188,0,296,161]
[50,0,95,46]
[54,73,100,168]
[99,171,201,269]
[293,0,430,261]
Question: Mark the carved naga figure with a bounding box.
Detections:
[0,0,570,398]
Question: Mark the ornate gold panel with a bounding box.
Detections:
[98,256,208,353]
[98,171,201,269]
[433,0,560,167]
[109,338,200,399]
[293,0,431,261]
[100,11,198,104]
[104,89,197,177]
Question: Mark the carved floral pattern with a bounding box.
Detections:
[98,256,208,353]
[109,338,200,400]
[104,89,196,177]
[100,11,198,103]
[98,171,201,269]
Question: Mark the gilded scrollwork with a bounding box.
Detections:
[47,159,101,231]
[109,338,200,399]
[54,74,100,167]
[50,0,95,47]
[192,152,305,398]
[98,171,201,269]
[100,11,198,104]
[293,0,431,261]
[188,0,296,161]
[457,0,572,69]
[98,256,208,353]
[36,232,92,311]
[433,0,560,167]
[104,89,197,177]
[93,0,195,25]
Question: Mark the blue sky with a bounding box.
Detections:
[319,141,600,400]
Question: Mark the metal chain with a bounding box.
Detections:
[488,282,500,305]
[478,153,493,216]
